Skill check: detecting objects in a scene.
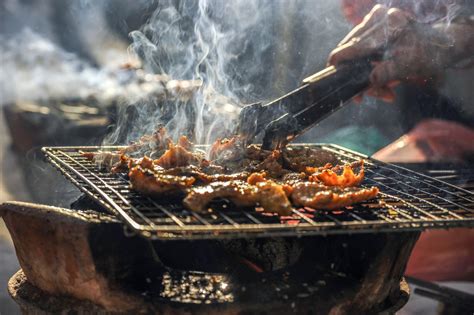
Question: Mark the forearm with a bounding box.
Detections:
[327,4,474,102]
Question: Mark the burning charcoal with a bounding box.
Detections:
[219,238,304,271]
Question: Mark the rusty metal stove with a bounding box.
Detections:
[2,200,414,314]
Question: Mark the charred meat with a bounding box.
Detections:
[183,179,292,216]
[309,161,365,187]
[128,157,195,195]
[83,127,379,215]
[291,182,379,210]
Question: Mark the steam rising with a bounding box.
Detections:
[1,1,350,148]
[5,1,465,151]
[0,29,164,106]
[110,0,279,145]
[0,29,115,104]
[379,0,462,24]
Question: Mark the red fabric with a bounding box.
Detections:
[373,119,474,163]
[406,229,474,281]
[341,0,376,25]
[374,119,474,281]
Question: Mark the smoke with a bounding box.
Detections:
[108,0,281,145]
[107,0,354,147]
[0,29,113,104]
[378,0,462,24]
[133,1,276,101]
[0,28,155,107]
[0,28,191,110]
[0,1,353,148]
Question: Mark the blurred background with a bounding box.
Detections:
[0,0,472,313]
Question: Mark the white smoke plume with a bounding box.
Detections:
[115,0,281,145]
[0,29,116,104]
[108,0,352,146]
[0,28,163,107]
[1,1,364,148]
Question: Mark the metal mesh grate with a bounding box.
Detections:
[42,144,474,240]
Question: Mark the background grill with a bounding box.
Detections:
[42,145,474,240]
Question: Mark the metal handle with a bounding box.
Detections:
[302,57,373,102]
[261,58,374,150]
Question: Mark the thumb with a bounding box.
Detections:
[370,60,406,87]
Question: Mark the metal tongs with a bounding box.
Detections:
[235,57,374,150]
[235,17,398,150]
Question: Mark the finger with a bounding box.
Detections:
[329,8,412,66]
[385,8,411,35]
[357,8,411,50]
[380,88,396,103]
[366,87,396,103]
[329,13,410,66]
[370,60,405,87]
[338,4,389,47]
[387,80,401,88]
[328,33,385,66]
[328,42,370,65]
[329,5,388,65]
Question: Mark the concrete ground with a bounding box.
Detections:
[0,111,30,314]
[0,227,21,315]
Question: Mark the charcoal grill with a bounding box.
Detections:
[42,144,474,240]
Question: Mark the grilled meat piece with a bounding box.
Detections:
[279,172,308,186]
[129,157,250,197]
[183,180,293,215]
[209,137,245,161]
[246,172,267,185]
[305,160,363,175]
[245,144,272,160]
[177,135,194,150]
[161,165,250,184]
[282,147,339,172]
[309,161,365,187]
[251,150,288,178]
[255,180,293,215]
[129,165,195,196]
[86,128,377,215]
[246,171,295,197]
[122,126,172,158]
[81,151,121,170]
[184,181,258,212]
[291,182,379,210]
[155,143,204,169]
[111,155,130,173]
[204,172,251,183]
[199,160,227,175]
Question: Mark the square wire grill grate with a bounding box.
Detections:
[42,144,474,240]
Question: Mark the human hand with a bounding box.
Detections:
[373,119,474,163]
[328,5,453,102]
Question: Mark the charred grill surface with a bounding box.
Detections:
[42,144,474,240]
